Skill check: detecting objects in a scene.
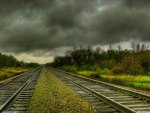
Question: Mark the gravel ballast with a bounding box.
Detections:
[28,68,97,113]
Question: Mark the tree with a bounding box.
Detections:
[51,44,150,75]
[0,52,39,68]
[121,55,143,75]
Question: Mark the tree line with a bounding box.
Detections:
[0,52,39,68]
[50,42,150,75]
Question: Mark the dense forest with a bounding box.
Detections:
[0,52,39,68]
[50,42,150,75]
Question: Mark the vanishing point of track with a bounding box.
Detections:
[0,68,41,112]
[49,68,150,113]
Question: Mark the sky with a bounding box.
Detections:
[0,0,150,64]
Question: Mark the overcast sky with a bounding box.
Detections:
[0,0,150,64]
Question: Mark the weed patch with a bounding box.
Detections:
[0,67,29,81]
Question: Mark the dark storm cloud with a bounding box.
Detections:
[0,0,150,54]
[87,6,150,44]
[80,0,150,44]
[0,0,54,11]
[124,0,150,8]
[46,0,94,28]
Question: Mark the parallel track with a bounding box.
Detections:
[0,68,41,112]
[49,68,150,113]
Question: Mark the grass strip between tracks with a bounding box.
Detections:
[28,68,97,113]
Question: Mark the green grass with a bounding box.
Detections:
[59,65,78,74]
[101,75,150,83]
[0,67,30,81]
[100,75,150,90]
[78,71,97,77]
[60,65,150,90]
[128,82,150,89]
[78,71,99,79]
[28,68,97,113]
[60,65,110,76]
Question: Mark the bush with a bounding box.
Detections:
[112,66,125,74]
[60,65,78,73]
[80,65,92,71]
[92,65,110,75]
[121,56,144,75]
[93,65,101,72]
[100,59,117,69]
[98,68,110,75]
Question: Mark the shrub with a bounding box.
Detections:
[99,68,110,75]
[112,66,125,74]
[80,65,92,71]
[107,71,113,75]
[100,59,117,69]
[60,65,78,73]
[121,56,144,75]
[93,65,110,75]
[93,65,101,72]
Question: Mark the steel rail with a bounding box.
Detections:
[49,67,150,113]
[0,68,41,112]
[50,67,150,101]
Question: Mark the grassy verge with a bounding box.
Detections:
[59,65,150,90]
[0,67,30,81]
[100,75,150,90]
[28,68,97,113]
[59,65,106,79]
[59,65,109,75]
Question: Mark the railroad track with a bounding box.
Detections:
[49,68,150,113]
[0,68,41,112]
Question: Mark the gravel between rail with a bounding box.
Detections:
[28,68,97,113]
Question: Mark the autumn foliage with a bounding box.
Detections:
[50,43,150,75]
